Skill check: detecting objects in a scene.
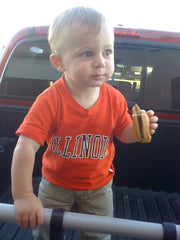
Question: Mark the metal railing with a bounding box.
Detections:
[0,203,179,240]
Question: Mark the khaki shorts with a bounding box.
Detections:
[35,176,113,240]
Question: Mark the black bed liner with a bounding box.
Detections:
[0,178,180,240]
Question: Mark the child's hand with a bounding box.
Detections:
[14,193,44,229]
[146,110,158,135]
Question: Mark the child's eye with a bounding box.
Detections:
[103,49,113,56]
[82,51,93,57]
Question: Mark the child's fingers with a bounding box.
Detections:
[146,110,154,117]
[150,122,158,135]
[16,212,29,229]
[22,213,30,229]
[29,211,38,229]
[146,110,158,124]
[37,208,44,226]
[150,116,158,123]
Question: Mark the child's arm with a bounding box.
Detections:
[11,135,44,229]
[118,110,158,143]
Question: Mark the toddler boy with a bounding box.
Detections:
[11,6,158,240]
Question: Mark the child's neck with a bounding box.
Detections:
[75,87,100,109]
[66,81,101,109]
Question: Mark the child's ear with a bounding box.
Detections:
[49,54,65,72]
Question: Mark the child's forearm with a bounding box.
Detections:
[11,135,40,200]
[12,152,34,199]
[11,135,43,229]
[118,122,137,143]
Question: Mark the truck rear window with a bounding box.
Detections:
[0,39,61,99]
[0,37,180,112]
[109,46,143,103]
[108,44,180,111]
[145,48,180,110]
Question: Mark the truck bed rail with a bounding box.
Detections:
[0,178,180,240]
[0,203,180,240]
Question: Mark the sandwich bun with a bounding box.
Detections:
[132,104,151,143]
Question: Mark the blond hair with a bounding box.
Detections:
[48,7,108,54]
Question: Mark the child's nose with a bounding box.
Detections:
[94,54,105,67]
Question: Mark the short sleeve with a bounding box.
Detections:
[16,90,57,145]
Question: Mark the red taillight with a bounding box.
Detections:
[114,29,139,38]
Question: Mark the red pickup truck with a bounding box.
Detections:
[0,26,180,240]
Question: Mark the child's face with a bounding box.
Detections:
[59,21,114,89]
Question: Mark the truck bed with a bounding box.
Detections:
[0,178,180,240]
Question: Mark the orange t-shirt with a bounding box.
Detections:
[16,75,132,190]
